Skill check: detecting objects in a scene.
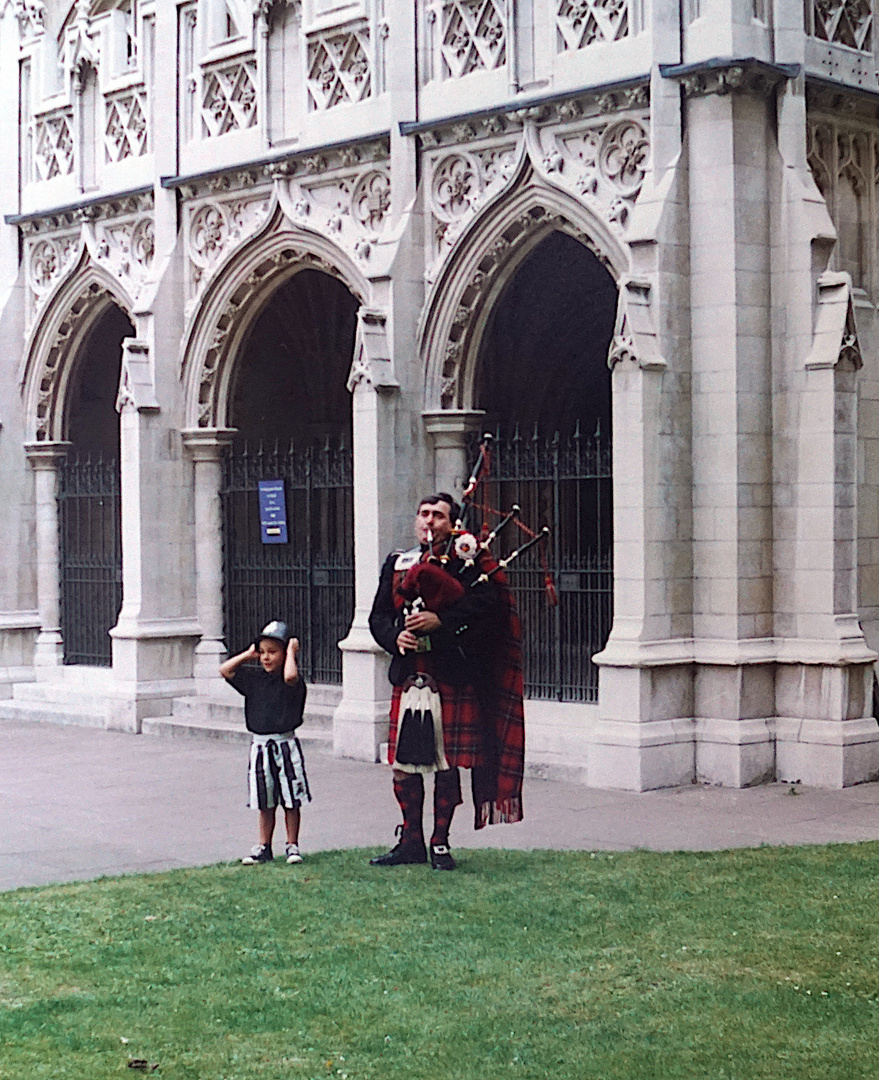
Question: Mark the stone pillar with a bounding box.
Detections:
[334,373,399,761]
[108,347,201,732]
[774,274,879,786]
[182,429,237,684]
[684,72,780,787]
[422,410,485,497]
[25,442,70,670]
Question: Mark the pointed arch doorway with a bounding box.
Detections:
[474,230,616,701]
[59,303,133,665]
[220,269,359,684]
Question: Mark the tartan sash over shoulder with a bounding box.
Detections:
[470,567,525,828]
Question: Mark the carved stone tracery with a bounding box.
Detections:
[423,108,649,283]
[192,246,358,428]
[556,0,629,52]
[435,205,615,408]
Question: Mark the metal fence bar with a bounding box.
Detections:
[469,425,613,703]
[58,454,122,667]
[220,438,354,685]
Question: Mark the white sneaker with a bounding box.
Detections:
[285,843,303,864]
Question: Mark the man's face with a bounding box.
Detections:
[258,639,285,673]
[415,500,453,545]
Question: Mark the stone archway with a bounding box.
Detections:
[58,302,134,666]
[473,229,617,703]
[220,268,360,684]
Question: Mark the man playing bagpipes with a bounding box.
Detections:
[368,491,526,871]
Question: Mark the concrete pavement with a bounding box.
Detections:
[4,716,879,891]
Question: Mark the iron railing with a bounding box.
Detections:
[220,439,354,684]
[58,454,122,666]
[470,424,613,702]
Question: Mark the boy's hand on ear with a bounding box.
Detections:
[246,643,258,659]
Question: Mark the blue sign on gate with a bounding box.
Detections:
[258,479,288,544]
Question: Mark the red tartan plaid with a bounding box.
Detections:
[388,676,487,769]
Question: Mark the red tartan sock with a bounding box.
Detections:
[393,773,425,847]
[431,767,462,847]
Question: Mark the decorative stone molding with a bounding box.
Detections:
[805,272,863,370]
[407,81,649,150]
[347,309,397,392]
[426,0,506,81]
[176,141,391,306]
[185,192,272,309]
[556,0,630,52]
[422,106,649,282]
[116,339,159,414]
[436,202,618,408]
[29,279,124,443]
[181,217,369,430]
[14,0,45,33]
[105,89,149,163]
[202,58,258,138]
[808,0,873,51]
[33,109,75,180]
[659,58,800,99]
[608,277,665,370]
[22,191,155,328]
[306,19,372,111]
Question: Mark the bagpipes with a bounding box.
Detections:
[397,433,556,620]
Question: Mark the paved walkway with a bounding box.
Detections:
[4,716,879,891]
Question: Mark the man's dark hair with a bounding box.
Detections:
[419,492,462,524]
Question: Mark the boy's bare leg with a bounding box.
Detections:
[284,807,301,846]
[258,807,276,847]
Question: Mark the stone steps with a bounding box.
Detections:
[0,698,109,728]
[141,685,339,747]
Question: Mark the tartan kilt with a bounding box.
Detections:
[388,679,487,768]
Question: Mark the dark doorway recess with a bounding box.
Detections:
[59,303,132,666]
[475,231,616,702]
[221,270,358,684]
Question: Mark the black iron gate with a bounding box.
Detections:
[473,424,613,702]
[220,439,354,684]
[58,454,123,666]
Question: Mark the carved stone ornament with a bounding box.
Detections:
[660,58,799,99]
[185,195,271,310]
[33,282,114,441]
[435,206,616,408]
[607,276,665,370]
[351,170,391,234]
[347,309,397,392]
[116,339,159,414]
[194,248,353,427]
[805,271,863,370]
[14,0,45,37]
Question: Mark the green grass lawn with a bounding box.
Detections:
[1,845,878,1080]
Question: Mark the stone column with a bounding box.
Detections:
[108,344,201,732]
[25,442,70,670]
[182,428,237,683]
[422,410,485,497]
[682,68,781,787]
[334,375,399,761]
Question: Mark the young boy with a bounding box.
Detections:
[219,620,310,865]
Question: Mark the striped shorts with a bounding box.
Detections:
[247,733,311,811]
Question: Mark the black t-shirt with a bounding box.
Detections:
[226,666,307,735]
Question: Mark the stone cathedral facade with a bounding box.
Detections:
[1,0,879,790]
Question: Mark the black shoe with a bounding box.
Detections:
[369,827,427,866]
[430,843,456,871]
[241,843,273,865]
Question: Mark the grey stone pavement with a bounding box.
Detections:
[5,716,879,892]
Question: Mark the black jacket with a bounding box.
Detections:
[368,550,502,687]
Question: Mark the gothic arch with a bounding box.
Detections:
[419,158,630,412]
[180,205,371,429]
[21,250,135,443]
